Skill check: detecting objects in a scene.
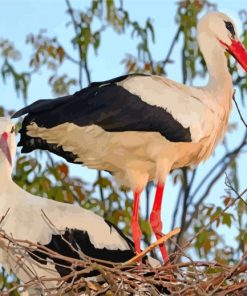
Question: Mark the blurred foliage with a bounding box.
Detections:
[0,39,31,101]
[1,0,247,293]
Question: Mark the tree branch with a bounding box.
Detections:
[163,25,181,66]
[65,0,83,88]
[183,134,247,234]
[233,91,247,128]
[174,168,197,249]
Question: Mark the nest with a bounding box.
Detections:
[0,225,246,296]
[1,184,246,295]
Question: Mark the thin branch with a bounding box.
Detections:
[123,227,180,265]
[233,91,247,128]
[174,168,197,249]
[175,169,189,248]
[186,168,197,205]
[190,136,246,200]
[181,185,247,253]
[0,208,10,226]
[63,51,80,65]
[84,57,91,85]
[170,182,183,231]
[163,25,181,65]
[184,131,247,232]
[225,173,247,206]
[65,0,83,88]
[98,170,106,213]
[145,182,151,221]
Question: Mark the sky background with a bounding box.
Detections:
[1,0,247,252]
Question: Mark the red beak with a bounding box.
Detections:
[0,132,12,166]
[220,39,247,72]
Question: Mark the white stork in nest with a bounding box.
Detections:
[13,12,247,262]
[0,117,160,295]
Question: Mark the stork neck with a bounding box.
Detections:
[199,33,232,97]
[0,159,12,193]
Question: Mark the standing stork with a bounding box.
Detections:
[13,12,247,263]
[0,117,159,295]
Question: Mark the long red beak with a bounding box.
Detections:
[220,39,247,72]
[0,132,12,166]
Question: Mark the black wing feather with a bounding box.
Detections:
[30,224,138,278]
[13,74,191,160]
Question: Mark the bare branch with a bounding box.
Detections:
[65,0,83,88]
[123,227,180,265]
[233,91,247,128]
[163,25,181,66]
[180,184,247,256]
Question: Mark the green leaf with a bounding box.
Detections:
[222,213,231,227]
[146,19,155,43]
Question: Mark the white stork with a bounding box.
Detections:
[0,117,159,295]
[13,12,247,263]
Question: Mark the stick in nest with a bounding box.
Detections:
[123,227,180,265]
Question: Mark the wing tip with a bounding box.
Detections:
[11,108,27,119]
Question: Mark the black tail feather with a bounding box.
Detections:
[12,95,73,119]
[18,115,81,164]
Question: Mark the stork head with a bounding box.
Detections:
[0,117,15,167]
[197,12,247,71]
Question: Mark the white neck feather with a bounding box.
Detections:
[0,159,12,193]
[198,32,233,99]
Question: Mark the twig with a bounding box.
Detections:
[182,185,247,252]
[163,25,181,65]
[123,227,180,265]
[0,208,10,226]
[233,90,247,128]
[97,170,106,212]
[65,0,83,88]
[183,132,247,233]
[225,173,247,206]
[208,251,247,295]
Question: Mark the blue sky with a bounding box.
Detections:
[1,0,247,252]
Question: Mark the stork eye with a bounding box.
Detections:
[224,21,235,37]
[11,126,15,133]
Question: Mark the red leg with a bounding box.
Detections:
[149,182,169,263]
[131,190,142,256]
